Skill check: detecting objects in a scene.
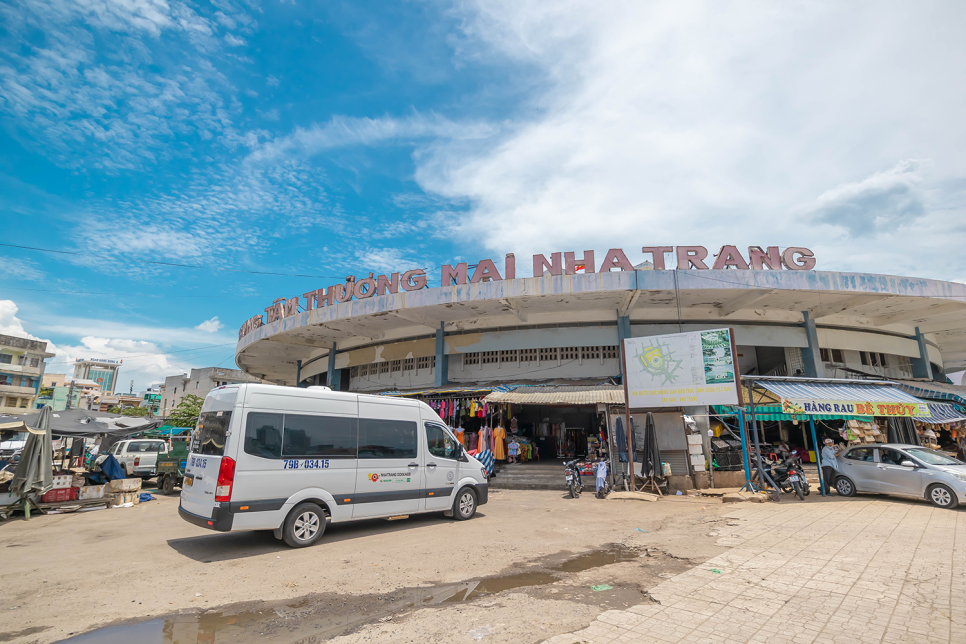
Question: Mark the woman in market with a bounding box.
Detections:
[820,438,842,494]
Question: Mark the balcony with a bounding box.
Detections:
[0,384,37,396]
[0,363,42,377]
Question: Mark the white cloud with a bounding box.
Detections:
[195,316,224,333]
[0,300,237,390]
[405,1,966,281]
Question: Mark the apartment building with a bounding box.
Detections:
[159,367,263,417]
[0,334,55,413]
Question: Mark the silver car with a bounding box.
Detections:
[833,443,966,509]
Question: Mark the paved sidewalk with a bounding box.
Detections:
[547,499,966,644]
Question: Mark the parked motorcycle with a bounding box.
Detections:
[769,452,811,500]
[564,460,583,498]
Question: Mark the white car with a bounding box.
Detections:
[179,384,489,548]
[98,439,169,479]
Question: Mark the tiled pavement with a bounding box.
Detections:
[546,499,966,644]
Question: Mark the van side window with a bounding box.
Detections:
[425,423,459,460]
[283,415,357,458]
[358,419,417,459]
[245,412,283,459]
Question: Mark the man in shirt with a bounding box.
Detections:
[594,458,609,498]
[820,438,842,494]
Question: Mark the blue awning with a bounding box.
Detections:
[754,380,924,404]
[920,402,966,425]
[891,380,966,407]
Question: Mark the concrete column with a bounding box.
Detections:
[800,311,824,378]
[912,327,934,380]
[617,313,631,344]
[326,343,338,388]
[435,322,449,387]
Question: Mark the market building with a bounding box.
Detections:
[72,358,122,394]
[232,246,966,490]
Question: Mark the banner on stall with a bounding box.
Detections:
[623,328,740,408]
[780,399,931,418]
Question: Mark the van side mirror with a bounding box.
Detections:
[900,460,916,468]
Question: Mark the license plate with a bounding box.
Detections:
[789,475,801,483]
[566,475,573,481]
[184,476,193,487]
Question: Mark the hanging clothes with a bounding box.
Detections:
[493,425,506,460]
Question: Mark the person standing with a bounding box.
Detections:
[820,438,842,494]
[594,457,609,498]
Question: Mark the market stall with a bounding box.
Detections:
[0,408,161,519]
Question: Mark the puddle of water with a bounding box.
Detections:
[59,546,637,644]
[555,545,639,573]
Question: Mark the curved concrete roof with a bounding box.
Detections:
[236,270,966,383]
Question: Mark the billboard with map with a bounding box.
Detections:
[623,328,740,408]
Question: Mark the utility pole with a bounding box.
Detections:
[66,378,76,410]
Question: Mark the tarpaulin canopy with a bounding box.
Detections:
[9,406,53,498]
[0,409,161,439]
[483,385,624,406]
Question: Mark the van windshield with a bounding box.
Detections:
[194,411,232,456]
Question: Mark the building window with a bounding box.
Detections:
[30,357,40,367]
[520,348,538,363]
[350,366,359,378]
[500,350,518,363]
[463,352,480,366]
[0,354,11,364]
[481,351,499,365]
[417,356,431,370]
[539,347,558,362]
[602,346,619,360]
[390,359,402,373]
[195,382,199,389]
[378,362,390,375]
[403,358,414,372]
[19,398,28,408]
[17,355,26,365]
[580,346,601,361]
[820,348,844,364]
[560,347,579,361]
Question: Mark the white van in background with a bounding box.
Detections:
[178,384,488,547]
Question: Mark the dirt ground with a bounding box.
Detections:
[0,487,739,644]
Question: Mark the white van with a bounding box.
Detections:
[178,384,488,547]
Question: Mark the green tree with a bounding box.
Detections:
[167,394,205,428]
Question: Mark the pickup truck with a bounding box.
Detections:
[97,439,169,479]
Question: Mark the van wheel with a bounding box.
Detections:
[282,503,326,547]
[927,484,958,509]
[453,487,477,521]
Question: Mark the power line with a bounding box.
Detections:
[0,242,347,280]
[43,342,237,365]
[0,286,267,298]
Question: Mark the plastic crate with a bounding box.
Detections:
[42,487,78,503]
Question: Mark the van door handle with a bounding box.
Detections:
[408,462,419,468]
[427,463,437,469]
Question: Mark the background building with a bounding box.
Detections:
[0,334,55,413]
[73,358,122,394]
[159,367,263,417]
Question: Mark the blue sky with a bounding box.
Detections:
[1,1,965,390]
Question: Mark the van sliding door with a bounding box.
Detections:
[352,401,423,518]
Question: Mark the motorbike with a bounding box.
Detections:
[769,451,811,500]
[564,459,583,498]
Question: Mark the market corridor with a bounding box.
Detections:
[547,499,966,644]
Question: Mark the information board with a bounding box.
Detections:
[623,328,740,408]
